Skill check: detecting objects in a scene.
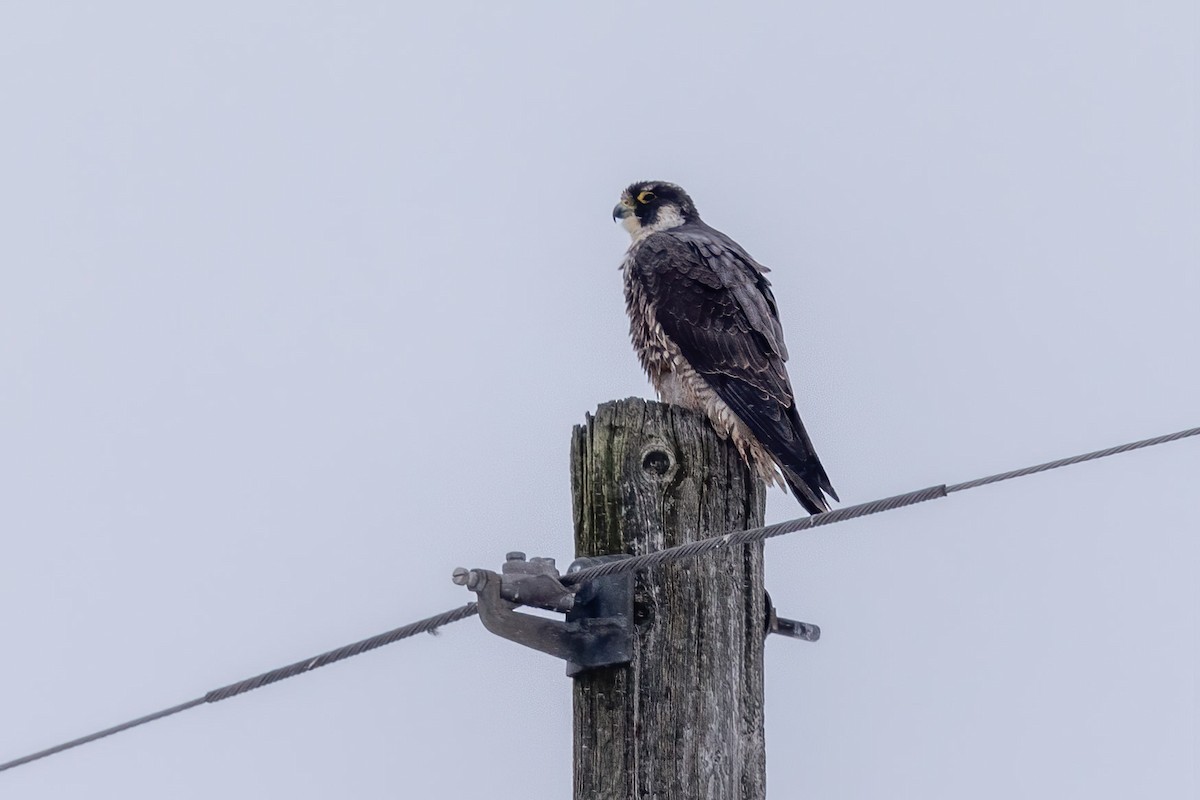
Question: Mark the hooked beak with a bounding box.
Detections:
[612,202,633,222]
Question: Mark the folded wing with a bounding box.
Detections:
[633,226,838,513]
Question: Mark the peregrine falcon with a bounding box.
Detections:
[613,181,838,514]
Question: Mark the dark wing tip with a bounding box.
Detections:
[782,467,835,515]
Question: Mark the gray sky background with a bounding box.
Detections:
[2,2,1197,797]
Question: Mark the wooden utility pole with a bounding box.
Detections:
[570,397,767,800]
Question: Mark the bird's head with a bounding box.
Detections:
[613,181,699,239]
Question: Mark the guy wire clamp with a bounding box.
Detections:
[452,552,634,677]
[453,554,822,675]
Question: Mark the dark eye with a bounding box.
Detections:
[637,190,656,204]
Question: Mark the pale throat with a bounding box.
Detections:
[623,204,687,241]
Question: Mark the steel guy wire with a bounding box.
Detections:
[562,423,1200,585]
[0,603,478,774]
[2,422,1197,775]
[943,425,1200,493]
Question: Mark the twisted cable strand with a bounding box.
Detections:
[204,602,478,702]
[563,485,948,584]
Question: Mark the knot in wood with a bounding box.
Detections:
[640,445,675,477]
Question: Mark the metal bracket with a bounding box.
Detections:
[765,591,821,642]
[453,552,633,677]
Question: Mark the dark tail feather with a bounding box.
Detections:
[703,376,838,515]
[782,465,836,515]
[781,409,838,514]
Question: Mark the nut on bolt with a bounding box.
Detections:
[451,567,483,591]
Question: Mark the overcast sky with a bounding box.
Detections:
[1,2,1197,798]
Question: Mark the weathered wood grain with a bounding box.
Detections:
[571,397,766,800]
